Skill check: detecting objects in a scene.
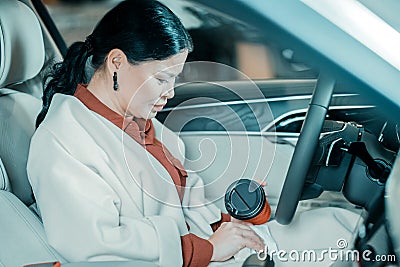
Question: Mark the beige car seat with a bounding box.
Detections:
[0,0,66,265]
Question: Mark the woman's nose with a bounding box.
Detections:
[163,87,175,99]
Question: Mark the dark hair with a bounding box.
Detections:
[36,0,193,127]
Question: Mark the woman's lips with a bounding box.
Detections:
[153,104,165,112]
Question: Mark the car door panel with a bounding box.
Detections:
[157,80,372,133]
[180,132,294,211]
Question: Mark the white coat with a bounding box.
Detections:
[27,94,222,266]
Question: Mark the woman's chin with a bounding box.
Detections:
[147,111,157,119]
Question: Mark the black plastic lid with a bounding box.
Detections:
[224,178,266,220]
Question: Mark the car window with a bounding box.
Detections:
[43,0,318,81]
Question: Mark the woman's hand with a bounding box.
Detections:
[231,216,250,225]
[208,222,264,262]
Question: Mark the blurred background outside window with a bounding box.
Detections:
[42,0,318,81]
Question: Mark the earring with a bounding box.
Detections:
[113,72,119,91]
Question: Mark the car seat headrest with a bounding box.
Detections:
[0,0,45,87]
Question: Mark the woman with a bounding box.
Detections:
[28,0,264,266]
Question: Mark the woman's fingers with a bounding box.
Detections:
[242,237,265,251]
[254,178,267,187]
[231,217,252,225]
[232,223,265,250]
[209,221,265,262]
[254,178,268,197]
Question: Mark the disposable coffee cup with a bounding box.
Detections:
[224,178,271,225]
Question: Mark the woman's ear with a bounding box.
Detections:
[106,49,127,74]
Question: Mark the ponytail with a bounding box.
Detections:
[36,40,92,127]
[36,0,193,127]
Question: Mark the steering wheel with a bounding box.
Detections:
[275,75,335,225]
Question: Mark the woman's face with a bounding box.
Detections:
[116,50,188,119]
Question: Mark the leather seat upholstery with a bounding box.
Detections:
[0,0,44,206]
[0,0,65,265]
